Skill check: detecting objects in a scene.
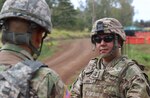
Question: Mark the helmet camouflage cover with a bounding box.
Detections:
[0,0,52,33]
[91,18,126,41]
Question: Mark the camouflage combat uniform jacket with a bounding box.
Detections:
[0,43,68,98]
[71,56,150,98]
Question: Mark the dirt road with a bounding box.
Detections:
[44,38,98,84]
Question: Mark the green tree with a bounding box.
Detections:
[75,8,87,31]
[52,0,77,30]
[119,0,134,26]
[78,0,134,30]
[0,0,5,10]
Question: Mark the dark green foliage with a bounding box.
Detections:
[81,0,134,30]
[0,0,5,10]
[51,0,77,30]
[0,0,135,31]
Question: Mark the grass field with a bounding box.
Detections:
[126,44,150,76]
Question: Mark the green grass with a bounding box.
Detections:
[38,41,59,60]
[125,44,150,76]
[49,29,90,40]
[126,44,150,67]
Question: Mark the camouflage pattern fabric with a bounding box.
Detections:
[0,0,52,33]
[0,43,68,98]
[91,18,126,41]
[70,56,150,98]
[0,60,44,98]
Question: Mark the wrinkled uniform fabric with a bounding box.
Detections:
[0,43,67,98]
[71,56,150,98]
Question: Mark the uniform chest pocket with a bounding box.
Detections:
[82,83,120,98]
[84,69,105,83]
[101,69,121,97]
[82,84,104,98]
[82,68,122,97]
[104,69,121,82]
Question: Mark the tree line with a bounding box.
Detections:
[0,0,149,31]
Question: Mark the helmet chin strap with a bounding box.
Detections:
[2,22,47,60]
[31,33,47,60]
[23,23,48,60]
[2,30,46,60]
[92,43,96,51]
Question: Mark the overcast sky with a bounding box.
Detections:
[70,0,150,21]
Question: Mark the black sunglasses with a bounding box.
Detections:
[93,35,115,43]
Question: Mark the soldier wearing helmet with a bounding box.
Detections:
[70,18,150,98]
[0,0,70,98]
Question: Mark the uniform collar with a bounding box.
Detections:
[98,55,125,69]
[0,43,33,60]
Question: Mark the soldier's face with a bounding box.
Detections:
[95,34,115,57]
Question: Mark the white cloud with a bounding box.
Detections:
[132,0,150,21]
[70,0,86,9]
[70,0,80,8]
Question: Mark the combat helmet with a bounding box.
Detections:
[91,18,126,44]
[0,0,52,33]
[0,0,52,59]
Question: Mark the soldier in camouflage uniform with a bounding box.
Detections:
[70,18,150,98]
[0,0,70,98]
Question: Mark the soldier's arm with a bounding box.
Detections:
[32,67,70,98]
[47,69,70,98]
[70,70,84,98]
[124,64,150,98]
[70,59,97,98]
[51,78,70,98]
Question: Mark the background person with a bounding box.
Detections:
[70,18,150,98]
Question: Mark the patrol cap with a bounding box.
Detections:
[0,0,52,33]
[91,18,126,41]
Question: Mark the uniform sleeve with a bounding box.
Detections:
[123,64,150,98]
[32,68,70,98]
[50,77,71,98]
[70,71,84,98]
[70,59,97,98]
